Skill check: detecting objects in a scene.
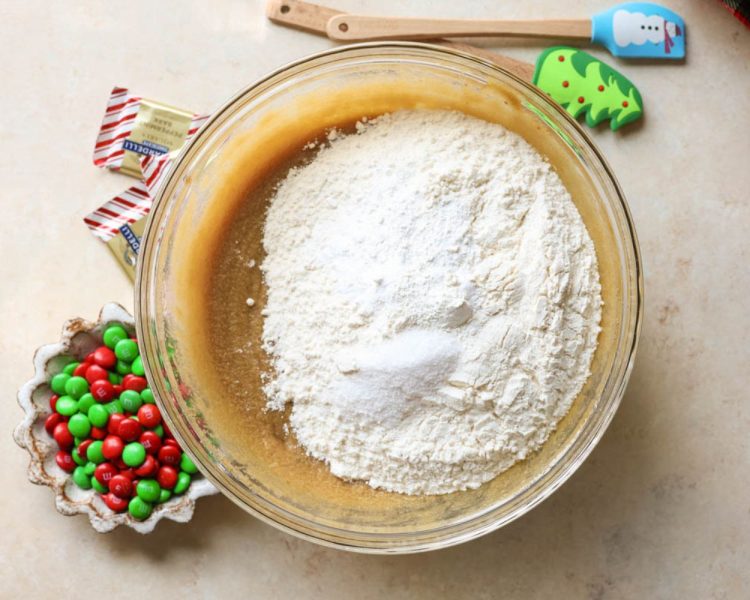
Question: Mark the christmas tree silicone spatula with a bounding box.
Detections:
[267,1,644,130]
[326,2,686,59]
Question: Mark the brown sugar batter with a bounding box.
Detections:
[168,73,624,530]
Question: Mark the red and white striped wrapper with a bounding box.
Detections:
[86,85,209,242]
[92,86,208,176]
[84,184,150,242]
[84,148,181,242]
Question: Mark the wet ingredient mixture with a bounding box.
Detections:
[260,109,602,495]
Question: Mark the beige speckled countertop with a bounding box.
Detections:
[1,1,749,597]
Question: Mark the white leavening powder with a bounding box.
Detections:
[260,109,602,495]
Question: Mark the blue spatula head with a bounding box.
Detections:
[591,2,686,59]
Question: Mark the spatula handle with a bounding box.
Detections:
[327,14,592,42]
[266,1,536,82]
[266,0,342,34]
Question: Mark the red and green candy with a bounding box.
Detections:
[43,324,199,520]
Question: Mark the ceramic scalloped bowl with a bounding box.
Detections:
[13,302,218,533]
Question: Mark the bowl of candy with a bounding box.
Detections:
[14,302,217,533]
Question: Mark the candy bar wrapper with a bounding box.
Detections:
[105,212,147,280]
[84,154,174,280]
[93,86,209,179]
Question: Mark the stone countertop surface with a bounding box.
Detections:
[1,1,748,598]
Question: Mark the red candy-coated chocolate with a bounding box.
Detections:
[55,450,76,473]
[117,418,142,442]
[53,422,74,450]
[158,445,180,466]
[139,431,161,455]
[102,492,129,512]
[42,336,198,515]
[73,362,91,377]
[134,454,158,477]
[137,404,161,429]
[78,439,93,457]
[44,413,64,436]
[108,474,133,498]
[102,435,124,460]
[90,426,107,440]
[122,374,148,393]
[107,413,125,435]
[94,462,118,486]
[90,379,115,402]
[119,467,136,480]
[157,465,178,489]
[93,346,116,369]
[84,364,108,384]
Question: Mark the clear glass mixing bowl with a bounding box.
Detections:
[135,43,642,553]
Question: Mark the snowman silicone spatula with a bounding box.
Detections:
[326,2,686,60]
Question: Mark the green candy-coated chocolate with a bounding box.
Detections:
[50,373,70,395]
[114,339,139,362]
[86,441,105,464]
[136,479,161,503]
[140,388,155,404]
[115,360,131,375]
[103,325,128,349]
[174,471,191,495]
[108,372,122,385]
[83,461,97,476]
[158,489,171,503]
[74,436,84,447]
[55,396,78,417]
[122,442,146,467]
[72,466,92,489]
[91,477,108,493]
[62,361,79,376]
[88,404,109,428]
[120,390,142,413]
[76,393,96,415]
[131,355,145,376]
[64,376,89,400]
[128,496,152,520]
[67,414,91,438]
[72,448,86,466]
[104,399,123,416]
[150,424,164,437]
[180,453,198,475]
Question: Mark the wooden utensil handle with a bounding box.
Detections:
[266,0,342,34]
[327,14,592,42]
[266,0,536,81]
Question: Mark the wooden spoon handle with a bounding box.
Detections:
[266,0,342,34]
[327,14,592,42]
[266,0,536,81]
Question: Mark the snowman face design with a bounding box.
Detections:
[613,9,682,49]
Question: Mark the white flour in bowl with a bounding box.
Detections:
[260,109,602,495]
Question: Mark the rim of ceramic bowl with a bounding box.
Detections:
[135,42,643,553]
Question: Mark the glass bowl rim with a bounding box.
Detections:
[135,41,644,554]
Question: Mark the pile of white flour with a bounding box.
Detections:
[260,109,601,495]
